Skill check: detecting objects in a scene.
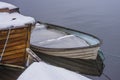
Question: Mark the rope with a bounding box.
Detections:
[0,28,11,62]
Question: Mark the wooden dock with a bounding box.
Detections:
[0,65,23,80]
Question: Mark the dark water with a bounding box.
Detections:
[1,0,120,80]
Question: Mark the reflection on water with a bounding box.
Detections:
[1,0,120,80]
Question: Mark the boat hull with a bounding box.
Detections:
[31,49,104,76]
[31,45,99,59]
[31,22,102,60]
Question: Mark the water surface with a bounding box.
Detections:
[1,0,120,80]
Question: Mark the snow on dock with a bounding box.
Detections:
[0,1,17,9]
[0,12,35,29]
[17,62,92,80]
[0,1,35,30]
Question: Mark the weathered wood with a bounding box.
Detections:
[0,31,27,40]
[1,48,25,56]
[2,57,24,64]
[0,25,32,67]
[26,48,41,62]
[0,36,26,45]
[0,41,26,49]
[0,46,26,54]
[0,8,19,13]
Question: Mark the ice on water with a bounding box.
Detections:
[31,24,89,48]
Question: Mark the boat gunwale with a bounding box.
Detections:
[30,21,102,51]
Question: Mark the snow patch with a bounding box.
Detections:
[17,62,92,80]
[0,1,17,9]
[0,12,35,30]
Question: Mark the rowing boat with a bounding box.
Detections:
[30,21,102,60]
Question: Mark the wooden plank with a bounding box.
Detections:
[0,36,27,45]
[0,8,19,13]
[0,8,9,12]
[0,45,26,52]
[0,26,32,66]
[0,40,26,49]
[2,53,24,60]
[0,31,27,40]
[0,28,27,36]
[24,26,31,65]
[2,57,24,64]
[1,48,25,56]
